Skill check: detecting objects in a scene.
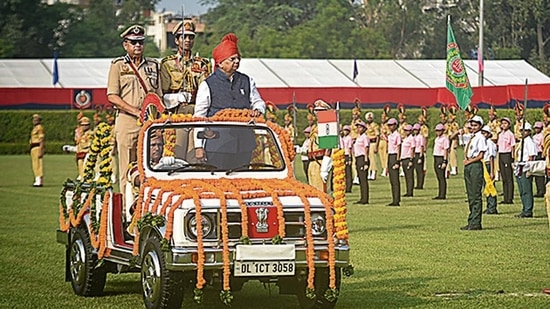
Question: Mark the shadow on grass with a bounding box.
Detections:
[351,224,424,233]
[102,278,142,296]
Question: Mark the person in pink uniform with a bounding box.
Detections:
[412,123,426,190]
[340,125,354,193]
[433,123,450,199]
[498,117,516,204]
[353,121,370,204]
[386,118,401,206]
[400,124,415,197]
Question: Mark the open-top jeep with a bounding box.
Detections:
[57,109,350,308]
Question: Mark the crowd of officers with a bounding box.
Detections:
[297,101,550,230]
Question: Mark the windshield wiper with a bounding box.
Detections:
[167,163,219,175]
[225,163,277,175]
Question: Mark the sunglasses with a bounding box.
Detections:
[225,56,241,63]
[126,40,144,46]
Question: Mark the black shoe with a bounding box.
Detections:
[354,200,368,205]
[387,203,400,206]
[514,213,533,218]
[460,225,482,231]
[534,194,544,198]
[483,210,498,215]
[499,201,513,204]
[403,194,413,197]
[432,196,445,200]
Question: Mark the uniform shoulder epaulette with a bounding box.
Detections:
[111,56,125,64]
[161,54,177,63]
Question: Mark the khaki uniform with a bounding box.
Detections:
[398,121,409,139]
[284,124,295,144]
[446,120,459,171]
[349,117,361,140]
[30,124,44,178]
[307,124,324,191]
[365,121,380,175]
[161,53,210,162]
[514,120,524,142]
[76,129,94,179]
[107,55,162,198]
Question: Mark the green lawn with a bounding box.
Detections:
[1,154,550,308]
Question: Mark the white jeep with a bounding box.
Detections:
[57,110,350,308]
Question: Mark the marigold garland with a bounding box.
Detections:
[331,149,348,241]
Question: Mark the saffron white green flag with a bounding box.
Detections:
[317,110,338,149]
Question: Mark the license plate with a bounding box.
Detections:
[234,261,295,277]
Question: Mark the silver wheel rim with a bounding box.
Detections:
[142,250,162,304]
[70,238,86,285]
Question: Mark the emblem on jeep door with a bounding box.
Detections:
[255,208,269,233]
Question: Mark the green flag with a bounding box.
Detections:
[446,18,473,110]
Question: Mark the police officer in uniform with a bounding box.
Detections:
[446,106,460,176]
[161,21,210,162]
[364,112,379,180]
[75,116,93,180]
[29,114,45,187]
[461,115,487,230]
[107,24,162,214]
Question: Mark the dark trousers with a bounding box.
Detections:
[434,156,447,198]
[516,172,534,216]
[344,155,353,193]
[535,152,546,196]
[464,161,483,227]
[499,152,514,203]
[414,153,425,189]
[302,160,310,182]
[402,158,414,196]
[388,154,401,204]
[355,155,369,203]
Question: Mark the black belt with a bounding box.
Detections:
[30,143,41,149]
[369,138,377,142]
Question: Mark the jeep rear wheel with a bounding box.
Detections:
[296,267,341,309]
[141,235,184,309]
[69,226,107,296]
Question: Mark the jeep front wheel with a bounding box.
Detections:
[69,226,107,296]
[141,235,184,309]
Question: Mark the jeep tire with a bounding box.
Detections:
[141,235,184,309]
[69,226,107,296]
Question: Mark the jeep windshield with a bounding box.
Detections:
[147,123,286,173]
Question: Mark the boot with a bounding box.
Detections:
[450,166,457,175]
[33,176,42,187]
[371,170,376,180]
[353,176,360,185]
[381,168,387,177]
[367,170,373,180]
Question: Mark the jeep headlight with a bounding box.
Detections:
[187,214,214,239]
[311,213,326,236]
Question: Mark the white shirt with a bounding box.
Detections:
[515,136,537,162]
[466,131,488,159]
[193,75,266,117]
[484,139,497,162]
[300,138,311,161]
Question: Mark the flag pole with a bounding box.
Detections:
[478,0,484,87]
[519,78,529,166]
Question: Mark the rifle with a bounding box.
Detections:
[518,78,528,175]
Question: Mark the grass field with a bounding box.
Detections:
[1,154,550,308]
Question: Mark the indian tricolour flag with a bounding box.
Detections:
[317,110,339,149]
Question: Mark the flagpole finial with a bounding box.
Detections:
[447,15,451,24]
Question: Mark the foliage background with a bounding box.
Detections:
[0,0,548,74]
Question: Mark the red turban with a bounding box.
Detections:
[213,33,240,65]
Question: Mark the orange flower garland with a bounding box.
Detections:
[331,149,348,241]
[163,128,176,157]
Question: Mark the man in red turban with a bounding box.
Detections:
[193,33,266,169]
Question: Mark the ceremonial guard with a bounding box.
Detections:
[349,99,362,141]
[543,104,550,134]
[364,112,379,180]
[433,123,450,199]
[513,104,525,142]
[378,105,391,177]
[284,106,295,144]
[340,125,354,193]
[265,101,278,123]
[446,106,460,176]
[418,107,429,139]
[386,118,401,206]
[306,103,316,128]
[29,114,45,187]
[353,121,370,204]
[461,115,487,231]
[161,21,210,162]
[107,24,162,211]
[498,117,516,204]
[75,116,93,180]
[488,105,500,180]
[160,20,210,113]
[514,122,536,218]
[300,127,312,182]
